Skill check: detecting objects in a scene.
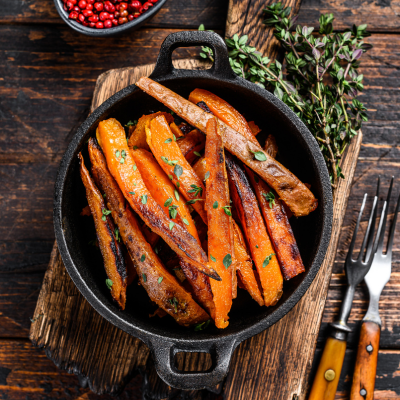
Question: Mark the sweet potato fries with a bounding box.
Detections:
[79,85,315,328]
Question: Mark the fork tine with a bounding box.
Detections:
[347,193,368,262]
[358,195,379,263]
[375,177,394,254]
[386,191,400,257]
[365,177,380,261]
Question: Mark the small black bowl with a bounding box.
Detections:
[53,0,167,37]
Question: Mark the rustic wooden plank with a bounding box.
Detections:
[0,0,229,30]
[3,0,399,33]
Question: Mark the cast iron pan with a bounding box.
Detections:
[54,31,333,391]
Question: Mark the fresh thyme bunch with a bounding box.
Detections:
[199,4,371,188]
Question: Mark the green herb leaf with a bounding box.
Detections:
[119,158,125,164]
[222,206,232,216]
[133,164,137,171]
[106,279,113,290]
[158,277,163,284]
[129,191,135,195]
[194,319,210,331]
[141,194,148,204]
[210,255,216,262]
[249,148,267,161]
[114,228,120,242]
[169,221,175,230]
[186,199,204,205]
[193,151,202,157]
[204,171,210,181]
[174,164,183,180]
[169,205,178,219]
[168,174,173,180]
[262,253,276,268]
[174,189,180,201]
[164,138,172,144]
[223,253,232,269]
[262,191,276,208]
[256,245,259,248]
[115,150,120,158]
[140,254,146,262]
[182,218,189,225]
[142,273,147,282]
[213,201,218,209]
[164,198,173,207]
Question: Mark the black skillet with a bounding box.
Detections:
[54,31,333,391]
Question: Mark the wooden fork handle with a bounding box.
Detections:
[308,336,347,400]
[350,321,381,400]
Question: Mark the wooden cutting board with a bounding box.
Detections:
[29,1,363,398]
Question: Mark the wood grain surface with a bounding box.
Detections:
[1,0,400,399]
[30,56,360,400]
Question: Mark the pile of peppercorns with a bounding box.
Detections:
[62,0,158,29]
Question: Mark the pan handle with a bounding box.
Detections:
[149,30,236,80]
[148,337,237,391]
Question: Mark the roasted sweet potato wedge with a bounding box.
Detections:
[264,134,278,159]
[248,121,261,136]
[88,139,209,326]
[170,122,184,138]
[96,118,219,281]
[205,118,234,328]
[246,167,305,280]
[128,112,174,151]
[79,152,127,310]
[225,154,283,306]
[193,155,262,305]
[131,148,199,242]
[189,88,259,146]
[146,115,208,223]
[136,78,317,217]
[232,222,264,306]
[176,129,206,164]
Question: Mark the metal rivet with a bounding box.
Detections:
[360,388,367,396]
[366,344,373,353]
[324,369,336,382]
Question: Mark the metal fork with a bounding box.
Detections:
[309,179,380,400]
[350,177,400,400]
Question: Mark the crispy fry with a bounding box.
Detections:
[79,152,127,310]
[193,155,263,304]
[189,88,258,146]
[146,115,208,223]
[246,167,305,280]
[170,122,184,138]
[176,129,206,164]
[225,154,283,306]
[131,148,199,242]
[128,112,174,151]
[96,118,220,281]
[264,134,278,159]
[136,77,317,217]
[232,222,264,306]
[204,118,234,328]
[193,157,207,183]
[248,121,261,136]
[88,139,209,326]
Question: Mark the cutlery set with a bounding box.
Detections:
[310,177,400,399]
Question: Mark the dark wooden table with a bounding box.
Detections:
[1,1,400,399]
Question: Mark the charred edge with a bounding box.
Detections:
[218,148,224,164]
[226,154,254,206]
[137,203,220,279]
[289,242,301,261]
[196,101,212,114]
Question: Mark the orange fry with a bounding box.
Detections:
[226,154,283,306]
[146,115,208,223]
[205,118,234,328]
[96,118,219,281]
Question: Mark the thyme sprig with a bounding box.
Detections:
[199,5,371,188]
